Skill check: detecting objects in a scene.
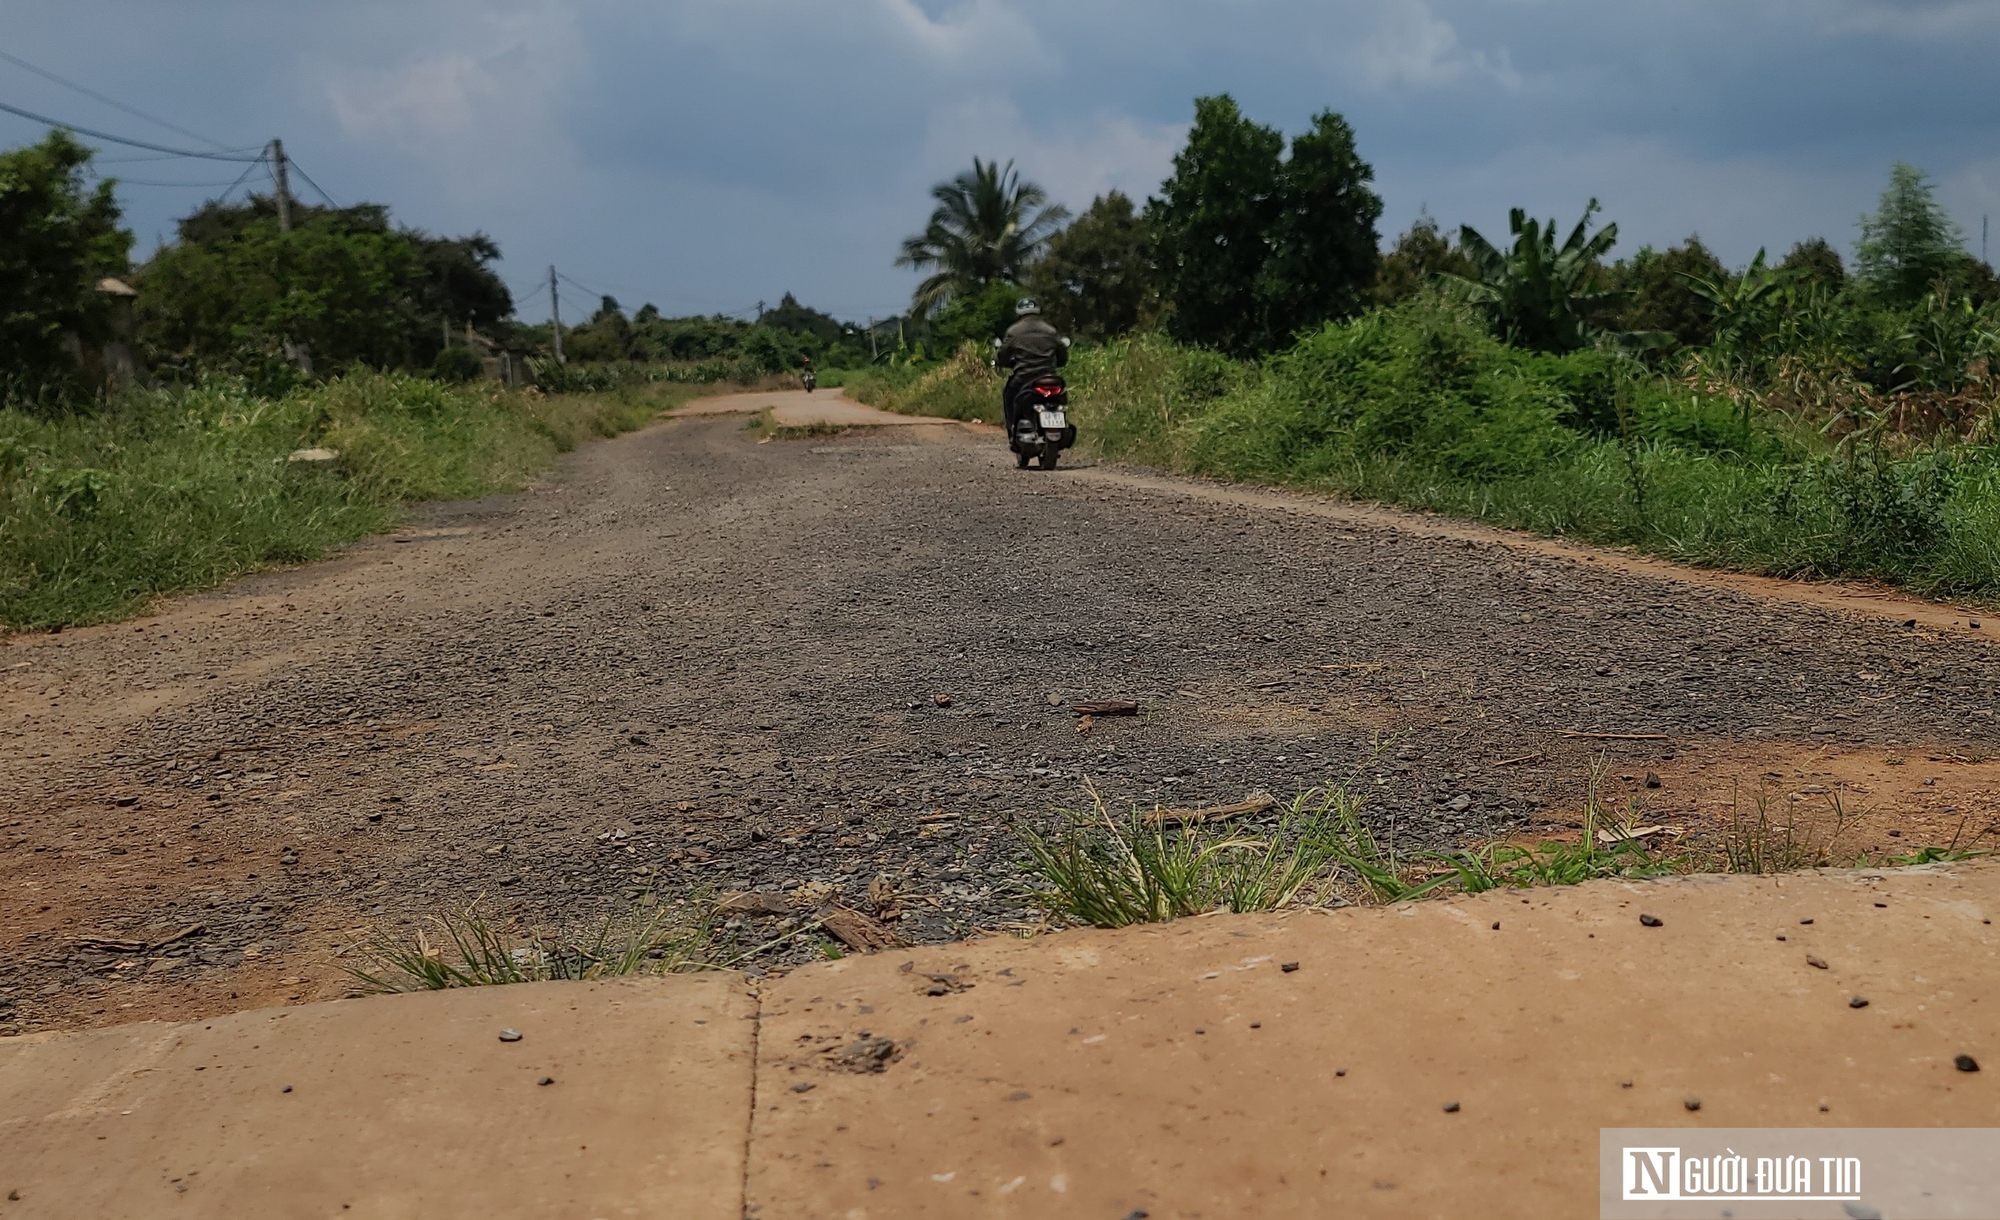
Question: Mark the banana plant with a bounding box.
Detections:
[1448,199,1622,352]
[1677,247,1790,357]
[1894,285,1999,394]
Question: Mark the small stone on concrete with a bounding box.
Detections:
[1639,913,1663,927]
[498,1027,523,1042]
[1955,1054,1980,1072]
[1849,996,1870,1009]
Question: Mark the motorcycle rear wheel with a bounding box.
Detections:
[1037,449,1060,470]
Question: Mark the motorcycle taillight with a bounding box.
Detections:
[1034,384,1063,397]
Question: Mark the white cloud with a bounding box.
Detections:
[916,96,1185,212]
[1354,0,1521,90]
[319,5,583,172]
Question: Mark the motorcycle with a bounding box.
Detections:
[800,367,817,393]
[994,338,1075,470]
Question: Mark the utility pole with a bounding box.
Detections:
[269,139,292,232]
[548,265,565,364]
[1984,214,1989,267]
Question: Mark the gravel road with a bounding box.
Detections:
[6,397,2000,1031]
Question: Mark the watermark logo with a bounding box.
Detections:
[1621,1145,1860,1202]
[1600,1128,2000,1219]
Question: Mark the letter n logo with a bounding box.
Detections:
[1624,1147,1681,1199]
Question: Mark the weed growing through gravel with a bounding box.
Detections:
[347,900,715,992]
[1015,786,1352,927]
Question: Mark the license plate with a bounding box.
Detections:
[1037,410,1066,428]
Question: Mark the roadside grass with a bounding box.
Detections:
[0,371,699,630]
[347,899,716,993]
[842,343,1001,424]
[872,299,2000,602]
[1017,763,1994,930]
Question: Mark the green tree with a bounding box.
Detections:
[1373,212,1473,305]
[1856,163,1964,303]
[1149,96,1382,355]
[137,199,420,382]
[1256,110,1382,341]
[1776,237,1847,292]
[1450,201,1620,353]
[759,292,846,346]
[1148,95,1285,356]
[1026,190,1159,341]
[136,196,510,382]
[927,278,1023,353]
[1599,236,1727,348]
[410,231,511,331]
[563,295,636,362]
[897,158,1068,317]
[0,131,133,405]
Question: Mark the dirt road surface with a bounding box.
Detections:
[5,390,2000,1033]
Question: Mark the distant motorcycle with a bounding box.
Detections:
[801,367,817,393]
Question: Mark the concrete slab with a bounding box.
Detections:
[746,863,2000,1219]
[0,974,756,1219]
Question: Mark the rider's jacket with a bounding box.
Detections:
[997,316,1068,382]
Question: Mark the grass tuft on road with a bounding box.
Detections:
[1018,767,1994,930]
[347,900,715,992]
[0,371,696,630]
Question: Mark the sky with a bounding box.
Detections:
[6,1,2000,325]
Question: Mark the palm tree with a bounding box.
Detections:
[897,158,1069,317]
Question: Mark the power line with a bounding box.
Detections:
[89,171,247,188]
[0,48,236,151]
[216,153,270,204]
[286,158,338,208]
[0,96,261,160]
[556,270,612,301]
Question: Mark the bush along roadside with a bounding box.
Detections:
[882,295,2000,603]
[0,370,696,630]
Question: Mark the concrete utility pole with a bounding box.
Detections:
[549,265,565,364]
[269,139,292,233]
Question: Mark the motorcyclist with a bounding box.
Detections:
[995,298,1067,438]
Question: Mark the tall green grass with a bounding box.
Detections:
[0,371,691,629]
[874,296,2000,601]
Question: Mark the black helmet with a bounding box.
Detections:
[1015,297,1040,316]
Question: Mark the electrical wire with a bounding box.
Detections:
[0,49,240,151]
[556,270,611,301]
[286,158,338,208]
[214,153,270,204]
[91,172,246,188]
[0,97,260,160]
